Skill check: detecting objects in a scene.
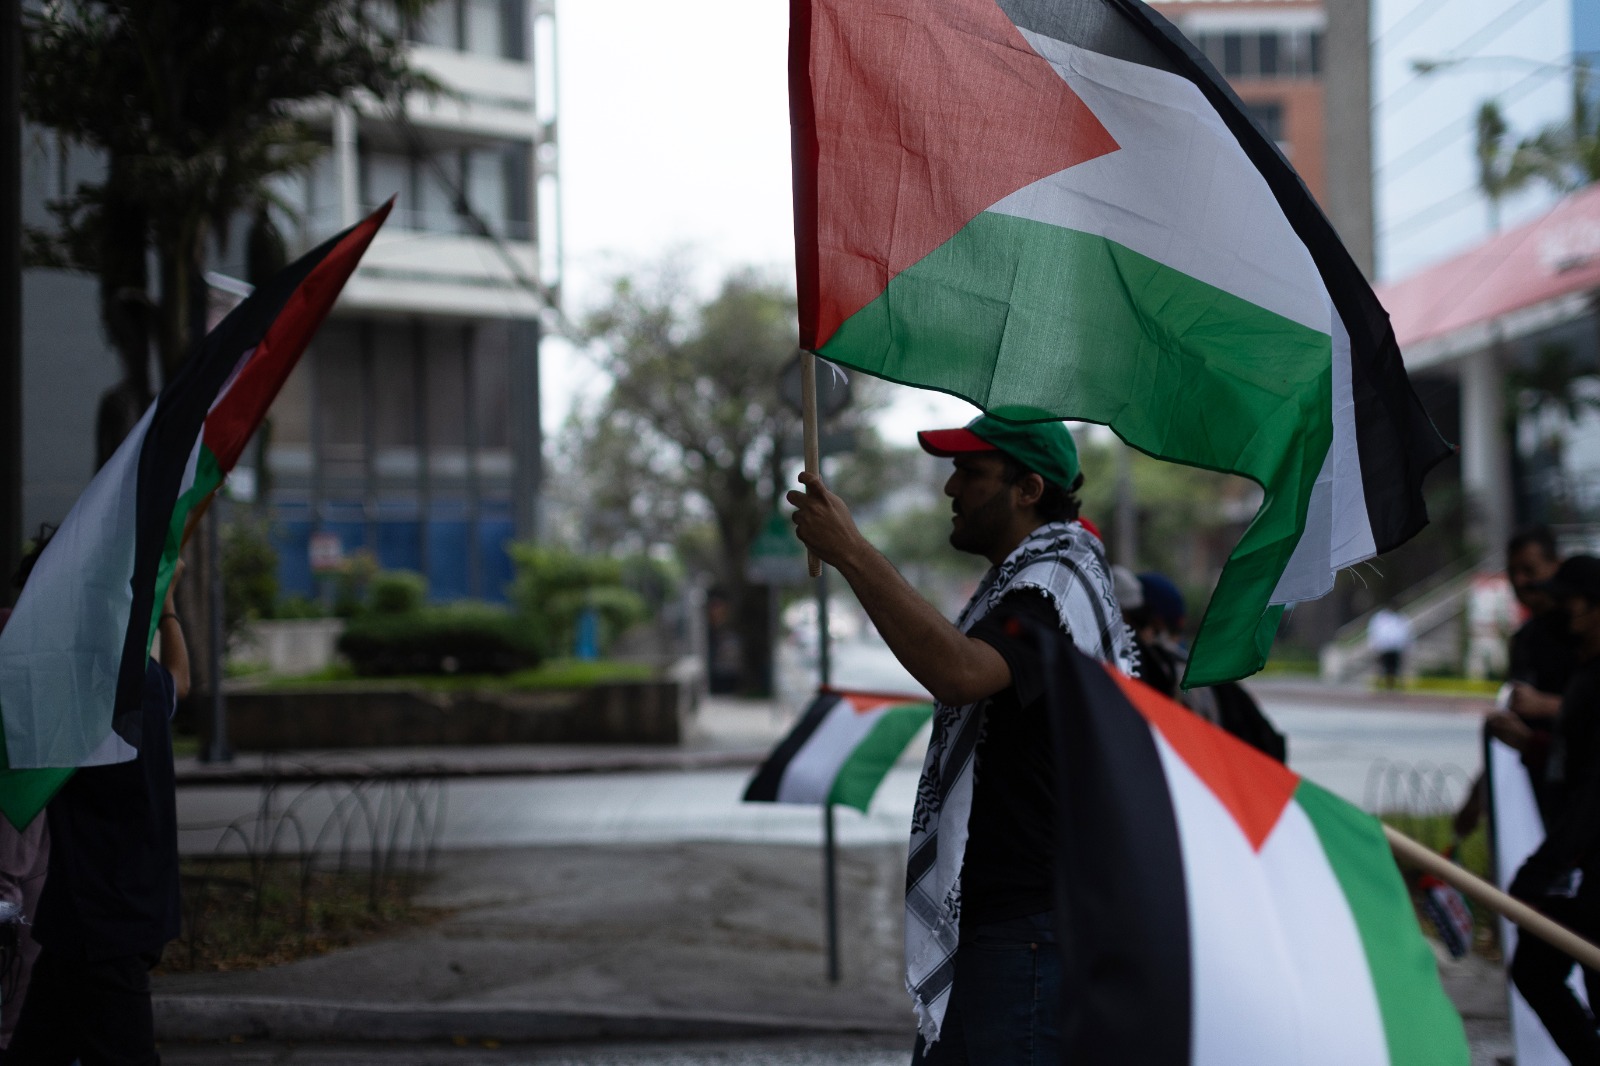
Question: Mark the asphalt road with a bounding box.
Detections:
[161,1037,910,1065]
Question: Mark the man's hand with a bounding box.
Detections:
[1507,681,1561,720]
[164,558,186,614]
[786,472,867,570]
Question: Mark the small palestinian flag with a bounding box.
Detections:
[0,204,391,828]
[744,689,933,812]
[789,0,1451,686]
[1047,639,1467,1065]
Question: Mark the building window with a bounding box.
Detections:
[1222,33,1244,77]
[408,0,523,60]
[1191,29,1324,80]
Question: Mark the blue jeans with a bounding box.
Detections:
[911,912,1061,1066]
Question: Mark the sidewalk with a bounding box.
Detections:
[157,684,1513,1057]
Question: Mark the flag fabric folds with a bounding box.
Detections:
[0,204,391,829]
[789,0,1451,685]
[1044,637,1467,1065]
[744,689,933,812]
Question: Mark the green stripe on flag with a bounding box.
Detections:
[827,703,933,812]
[0,766,74,830]
[820,210,1334,685]
[147,444,224,652]
[1295,781,1468,1066]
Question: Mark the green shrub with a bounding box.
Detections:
[331,551,379,619]
[369,570,428,615]
[222,519,278,639]
[274,595,327,620]
[338,603,539,676]
[507,545,649,658]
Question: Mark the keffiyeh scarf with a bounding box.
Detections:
[905,520,1137,1044]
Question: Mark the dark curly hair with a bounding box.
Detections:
[996,455,1082,523]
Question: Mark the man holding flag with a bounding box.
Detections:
[789,413,1136,1061]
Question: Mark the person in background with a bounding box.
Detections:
[0,529,57,1061]
[1366,606,1413,690]
[1127,570,1285,762]
[1454,525,1574,837]
[1508,555,1600,1064]
[8,558,188,1065]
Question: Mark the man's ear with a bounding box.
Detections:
[1013,471,1046,510]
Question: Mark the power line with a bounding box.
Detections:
[1374,69,1552,181]
[1372,0,1558,115]
[1379,184,1485,240]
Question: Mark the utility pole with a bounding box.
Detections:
[1,0,22,603]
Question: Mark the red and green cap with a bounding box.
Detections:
[917,414,1080,491]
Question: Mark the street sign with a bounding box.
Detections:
[780,354,852,419]
[746,511,808,586]
[309,531,345,574]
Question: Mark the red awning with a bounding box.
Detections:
[1378,183,1600,354]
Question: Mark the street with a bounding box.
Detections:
[179,639,1490,855]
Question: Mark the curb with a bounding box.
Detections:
[153,997,904,1044]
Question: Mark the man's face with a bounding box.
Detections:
[944,453,1019,558]
[1508,544,1560,611]
[1569,594,1600,644]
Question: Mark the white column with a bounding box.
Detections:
[1459,342,1512,554]
[333,103,359,227]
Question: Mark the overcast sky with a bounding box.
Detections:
[543,0,978,446]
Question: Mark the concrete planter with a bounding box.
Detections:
[223,679,691,749]
[231,619,345,677]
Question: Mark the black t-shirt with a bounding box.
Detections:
[34,659,182,960]
[959,590,1060,927]
[1509,609,1577,702]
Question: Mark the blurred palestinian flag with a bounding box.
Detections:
[0,203,391,828]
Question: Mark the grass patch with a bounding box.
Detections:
[160,858,444,974]
[260,658,655,692]
[1398,676,1501,697]
[1379,812,1501,960]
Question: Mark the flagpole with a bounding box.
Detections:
[800,348,840,981]
[1384,824,1600,972]
[801,351,821,578]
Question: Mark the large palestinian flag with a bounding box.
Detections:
[745,689,933,812]
[1047,638,1467,1065]
[790,0,1451,686]
[0,203,391,828]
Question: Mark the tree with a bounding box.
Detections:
[576,262,888,694]
[1474,100,1534,231]
[21,0,429,463]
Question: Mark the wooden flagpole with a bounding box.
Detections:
[800,351,822,578]
[1384,824,1600,972]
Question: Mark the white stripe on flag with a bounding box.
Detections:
[0,404,154,768]
[993,32,1330,335]
[1272,312,1376,603]
[777,702,884,804]
[1155,731,1389,1066]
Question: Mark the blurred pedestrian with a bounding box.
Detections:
[0,530,56,1061]
[1454,525,1574,838]
[8,559,188,1065]
[1130,571,1285,761]
[1507,555,1600,1064]
[1366,606,1413,689]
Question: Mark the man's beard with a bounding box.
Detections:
[949,485,1012,557]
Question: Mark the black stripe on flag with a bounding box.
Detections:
[113,221,372,747]
[1039,627,1190,1066]
[742,691,843,803]
[997,0,1451,553]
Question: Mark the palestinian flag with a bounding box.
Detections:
[790,0,1451,686]
[744,689,933,812]
[1047,638,1467,1065]
[0,203,391,828]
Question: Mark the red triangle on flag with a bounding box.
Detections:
[1109,666,1299,853]
[794,0,1119,350]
